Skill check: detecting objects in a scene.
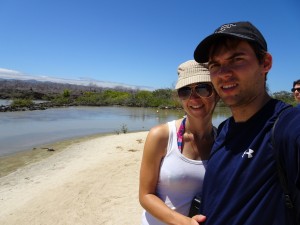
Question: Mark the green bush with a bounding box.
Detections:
[11,98,34,107]
[51,96,72,105]
[63,89,71,98]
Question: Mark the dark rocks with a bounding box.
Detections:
[0,102,77,112]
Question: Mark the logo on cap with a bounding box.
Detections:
[216,23,236,33]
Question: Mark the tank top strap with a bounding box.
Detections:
[177,117,186,152]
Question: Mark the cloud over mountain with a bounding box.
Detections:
[0,68,153,91]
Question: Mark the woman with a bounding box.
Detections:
[139,60,219,225]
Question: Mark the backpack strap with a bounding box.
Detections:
[271,106,299,223]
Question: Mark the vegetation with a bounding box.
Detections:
[11,98,34,107]
[6,88,295,110]
[0,79,296,111]
[114,124,129,134]
[55,88,181,108]
[272,91,295,106]
[51,89,74,105]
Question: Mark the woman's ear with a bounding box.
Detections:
[262,52,272,73]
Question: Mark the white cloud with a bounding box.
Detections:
[0,68,153,91]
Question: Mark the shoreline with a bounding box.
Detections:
[0,132,115,178]
[0,131,148,224]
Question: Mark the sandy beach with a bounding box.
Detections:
[0,131,148,225]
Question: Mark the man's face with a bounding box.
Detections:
[207,40,271,108]
[293,84,300,103]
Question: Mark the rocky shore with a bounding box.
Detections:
[0,102,78,112]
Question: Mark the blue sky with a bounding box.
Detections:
[0,0,299,93]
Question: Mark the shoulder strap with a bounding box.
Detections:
[177,117,186,152]
[271,106,299,224]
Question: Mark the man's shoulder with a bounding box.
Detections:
[278,105,300,122]
[273,104,300,144]
[271,99,291,112]
[267,99,295,121]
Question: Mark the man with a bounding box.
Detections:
[193,21,300,224]
[292,79,300,107]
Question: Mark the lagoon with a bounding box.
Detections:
[0,106,231,157]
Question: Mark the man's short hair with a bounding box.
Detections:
[293,79,300,87]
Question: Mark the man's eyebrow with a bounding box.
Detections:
[229,52,245,59]
[208,52,246,65]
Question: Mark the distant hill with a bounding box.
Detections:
[0,78,136,100]
[0,68,153,91]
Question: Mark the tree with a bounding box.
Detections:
[272,91,294,105]
[63,89,71,98]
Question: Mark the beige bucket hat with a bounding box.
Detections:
[175,60,211,90]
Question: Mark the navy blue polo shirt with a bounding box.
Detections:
[200,99,300,225]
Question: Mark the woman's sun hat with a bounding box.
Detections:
[175,60,211,90]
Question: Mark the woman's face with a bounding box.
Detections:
[177,82,219,119]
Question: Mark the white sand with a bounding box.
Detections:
[0,132,148,225]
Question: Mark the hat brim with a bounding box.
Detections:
[194,33,256,63]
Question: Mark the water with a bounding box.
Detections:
[0,99,47,106]
[0,99,11,106]
[0,106,231,157]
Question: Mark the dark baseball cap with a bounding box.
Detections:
[194,21,268,63]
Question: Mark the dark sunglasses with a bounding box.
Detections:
[177,83,214,100]
[291,88,300,92]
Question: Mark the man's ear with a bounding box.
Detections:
[262,52,272,73]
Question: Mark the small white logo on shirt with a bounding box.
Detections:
[242,149,254,158]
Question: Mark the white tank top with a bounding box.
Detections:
[141,120,207,225]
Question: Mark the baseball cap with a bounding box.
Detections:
[175,60,210,90]
[194,21,268,63]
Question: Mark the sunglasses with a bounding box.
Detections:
[177,83,214,100]
[291,88,300,92]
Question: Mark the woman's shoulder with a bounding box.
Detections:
[148,123,169,140]
[147,118,184,141]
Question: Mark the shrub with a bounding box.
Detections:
[120,124,128,133]
[11,98,34,107]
